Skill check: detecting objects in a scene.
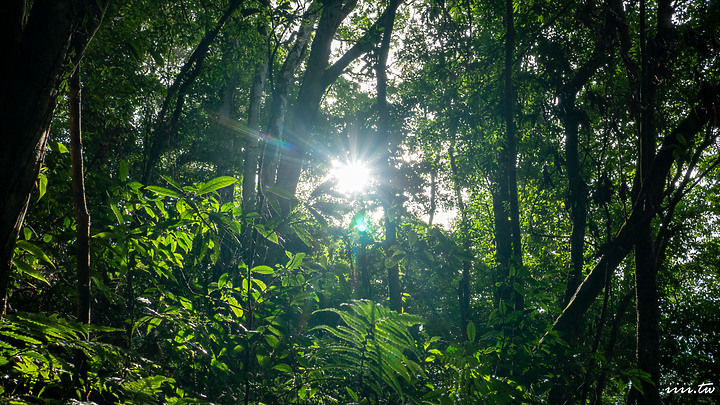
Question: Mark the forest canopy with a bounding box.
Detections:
[1,0,719,403]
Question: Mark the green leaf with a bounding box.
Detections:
[119,161,129,182]
[251,265,274,274]
[16,240,55,268]
[292,225,314,248]
[54,142,69,154]
[346,386,359,401]
[274,364,292,373]
[467,320,476,343]
[146,186,182,199]
[196,176,237,195]
[37,173,47,201]
[286,252,305,270]
[226,296,243,318]
[255,225,279,245]
[14,260,50,285]
[265,335,280,348]
[211,357,229,372]
[264,186,296,200]
[160,175,183,191]
[110,204,124,224]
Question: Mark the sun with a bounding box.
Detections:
[330,159,372,195]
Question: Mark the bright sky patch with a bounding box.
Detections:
[331,159,371,195]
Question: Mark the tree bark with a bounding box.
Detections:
[242,59,268,216]
[240,56,268,267]
[493,0,522,311]
[449,146,471,342]
[541,100,714,346]
[631,0,673,401]
[273,0,404,210]
[0,0,107,312]
[375,0,402,312]
[260,1,320,193]
[213,65,239,282]
[69,68,91,325]
[142,0,245,185]
[562,105,587,310]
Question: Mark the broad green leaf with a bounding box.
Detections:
[265,335,280,348]
[274,364,292,373]
[110,204,124,224]
[119,160,128,182]
[146,186,182,198]
[467,320,476,343]
[251,265,274,274]
[160,175,183,191]
[14,260,50,285]
[54,142,69,153]
[286,252,305,270]
[346,387,358,401]
[264,186,296,200]
[37,173,47,201]
[196,176,237,195]
[16,240,55,268]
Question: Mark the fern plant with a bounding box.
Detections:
[310,300,427,403]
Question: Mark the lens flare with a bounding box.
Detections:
[331,159,371,195]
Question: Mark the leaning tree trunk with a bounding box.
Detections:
[0,0,107,312]
[142,0,244,185]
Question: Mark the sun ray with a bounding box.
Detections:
[331,159,372,195]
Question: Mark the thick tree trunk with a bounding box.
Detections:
[274,0,357,206]
[273,0,404,209]
[69,69,91,325]
[240,57,268,267]
[634,224,660,404]
[562,106,587,310]
[242,59,268,216]
[631,1,669,401]
[375,0,402,312]
[260,1,320,193]
[494,0,522,311]
[0,0,107,312]
[213,67,239,281]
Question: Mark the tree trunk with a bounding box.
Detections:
[493,0,522,311]
[273,0,404,209]
[631,0,671,401]
[274,0,357,206]
[562,106,587,310]
[69,68,91,325]
[634,223,660,404]
[213,66,239,281]
[375,0,402,312]
[142,0,244,185]
[260,1,320,194]
[0,0,107,312]
[542,101,714,345]
[241,56,268,267]
[449,146,471,342]
[242,59,268,216]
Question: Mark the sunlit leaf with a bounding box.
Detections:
[195,176,237,195]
